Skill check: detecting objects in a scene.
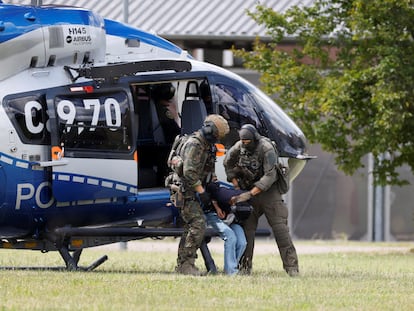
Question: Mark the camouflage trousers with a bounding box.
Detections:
[176,198,206,267]
[240,184,299,273]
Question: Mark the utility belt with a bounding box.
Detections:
[169,186,203,209]
[166,171,214,209]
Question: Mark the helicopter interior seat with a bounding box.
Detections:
[181,81,208,135]
[180,98,207,135]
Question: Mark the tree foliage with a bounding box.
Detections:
[236,0,414,185]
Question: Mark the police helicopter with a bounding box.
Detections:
[0,3,311,271]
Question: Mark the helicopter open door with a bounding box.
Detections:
[46,85,138,202]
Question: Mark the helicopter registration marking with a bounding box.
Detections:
[12,96,124,137]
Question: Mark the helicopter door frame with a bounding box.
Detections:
[127,74,213,189]
[46,83,138,202]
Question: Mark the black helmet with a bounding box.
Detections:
[239,124,260,141]
[153,83,176,101]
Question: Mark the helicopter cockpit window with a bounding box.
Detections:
[55,91,132,151]
[4,94,51,145]
[211,83,260,147]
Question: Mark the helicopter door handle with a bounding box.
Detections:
[24,12,36,22]
[0,21,4,31]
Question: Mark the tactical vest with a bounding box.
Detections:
[237,141,265,188]
[190,132,216,186]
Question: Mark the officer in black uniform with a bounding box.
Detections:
[223,124,299,276]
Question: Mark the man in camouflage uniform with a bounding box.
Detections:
[175,114,229,276]
[223,124,299,276]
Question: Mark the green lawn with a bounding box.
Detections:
[0,240,413,310]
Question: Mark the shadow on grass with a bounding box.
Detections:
[4,266,380,280]
[0,265,292,277]
[0,266,178,274]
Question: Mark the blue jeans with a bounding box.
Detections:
[205,212,247,275]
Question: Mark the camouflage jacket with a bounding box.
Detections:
[181,131,216,190]
[223,137,277,192]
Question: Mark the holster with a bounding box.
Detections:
[171,188,184,208]
[166,172,185,208]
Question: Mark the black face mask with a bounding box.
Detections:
[242,140,257,153]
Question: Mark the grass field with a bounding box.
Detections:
[0,239,414,310]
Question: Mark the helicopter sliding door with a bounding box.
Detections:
[47,85,137,202]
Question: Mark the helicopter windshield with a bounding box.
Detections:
[251,88,308,157]
[209,68,308,157]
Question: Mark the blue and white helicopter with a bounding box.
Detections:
[0,2,311,271]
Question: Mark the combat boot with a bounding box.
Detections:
[176,262,202,276]
[238,257,251,275]
[286,268,299,277]
[237,266,251,275]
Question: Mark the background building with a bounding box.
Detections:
[8,0,414,241]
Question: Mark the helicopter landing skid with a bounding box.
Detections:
[57,240,216,273]
[57,247,108,271]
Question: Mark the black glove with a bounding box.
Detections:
[197,191,211,209]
